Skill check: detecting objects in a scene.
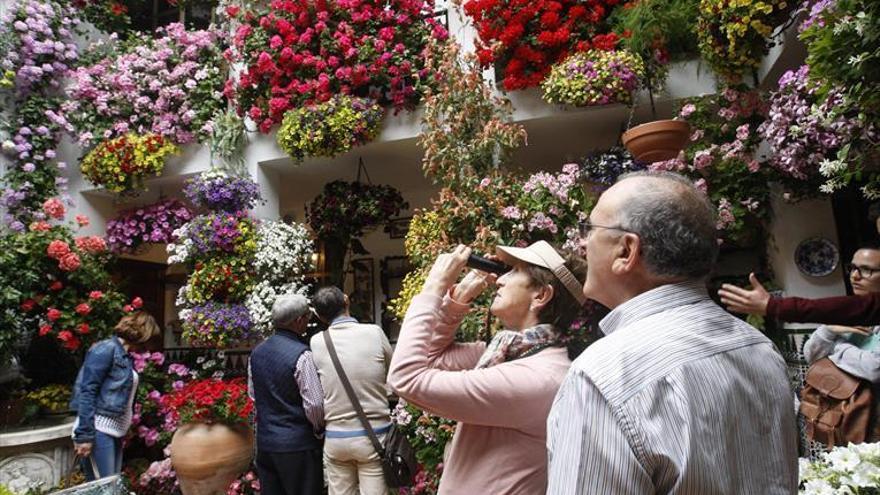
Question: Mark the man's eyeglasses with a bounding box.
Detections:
[847,263,880,278]
[577,220,637,238]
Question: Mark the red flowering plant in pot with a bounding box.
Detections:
[163,378,255,495]
[225,0,449,133]
[0,198,127,363]
[462,0,623,90]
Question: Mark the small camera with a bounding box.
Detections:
[466,254,511,275]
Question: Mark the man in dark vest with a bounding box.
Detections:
[249,294,325,495]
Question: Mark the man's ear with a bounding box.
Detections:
[612,233,641,274]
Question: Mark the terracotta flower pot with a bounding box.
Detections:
[622,119,691,164]
[170,422,254,495]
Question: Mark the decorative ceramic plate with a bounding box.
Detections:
[794,237,840,277]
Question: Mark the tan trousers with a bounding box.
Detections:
[324,435,389,495]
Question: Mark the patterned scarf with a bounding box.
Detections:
[475,323,562,369]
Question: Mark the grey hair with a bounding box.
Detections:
[614,171,718,279]
[272,294,310,328]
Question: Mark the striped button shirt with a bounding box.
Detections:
[547,282,798,494]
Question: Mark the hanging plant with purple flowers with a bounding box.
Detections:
[106,198,193,254]
[175,212,258,261]
[181,302,253,348]
[183,169,262,213]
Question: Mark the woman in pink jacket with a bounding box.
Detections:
[388,242,590,494]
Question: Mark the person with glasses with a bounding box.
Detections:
[248,294,325,495]
[547,171,797,494]
[718,244,880,326]
[719,243,880,383]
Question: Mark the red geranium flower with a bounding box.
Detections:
[75,303,92,316]
[59,252,82,272]
[58,330,80,351]
[20,299,36,312]
[47,308,62,321]
[47,240,71,260]
[109,2,127,16]
[39,325,52,336]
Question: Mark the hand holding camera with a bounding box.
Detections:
[423,246,511,302]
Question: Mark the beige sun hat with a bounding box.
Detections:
[495,240,587,305]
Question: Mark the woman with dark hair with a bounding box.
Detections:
[70,311,160,480]
[388,242,591,494]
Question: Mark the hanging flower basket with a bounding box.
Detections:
[541,49,645,107]
[80,133,179,193]
[277,96,384,163]
[622,119,690,164]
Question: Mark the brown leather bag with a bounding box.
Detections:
[799,358,876,447]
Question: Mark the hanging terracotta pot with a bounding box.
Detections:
[622,119,691,164]
[170,422,254,495]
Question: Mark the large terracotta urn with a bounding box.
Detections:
[170,422,254,495]
[622,119,691,164]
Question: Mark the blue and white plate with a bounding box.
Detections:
[794,237,840,277]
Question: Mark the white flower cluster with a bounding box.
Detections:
[166,225,193,265]
[247,220,315,335]
[799,442,880,494]
[246,281,310,336]
[254,221,314,285]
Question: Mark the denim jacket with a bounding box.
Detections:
[69,337,134,443]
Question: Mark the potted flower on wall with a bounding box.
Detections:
[793,0,880,198]
[163,378,254,495]
[106,198,193,254]
[541,48,646,107]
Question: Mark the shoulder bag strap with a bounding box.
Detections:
[322,330,385,456]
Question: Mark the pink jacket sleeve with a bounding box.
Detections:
[388,293,562,429]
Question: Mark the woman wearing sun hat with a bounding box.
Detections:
[388,242,590,494]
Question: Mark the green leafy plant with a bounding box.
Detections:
[800,0,880,117]
[419,41,527,189]
[25,384,72,414]
[210,110,249,173]
[611,0,701,87]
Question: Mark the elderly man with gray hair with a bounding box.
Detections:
[248,294,325,495]
[546,171,798,494]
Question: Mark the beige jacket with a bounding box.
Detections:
[310,319,393,430]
